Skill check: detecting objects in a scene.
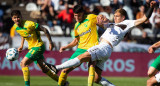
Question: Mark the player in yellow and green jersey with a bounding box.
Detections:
[49,5,106,86]
[11,10,69,86]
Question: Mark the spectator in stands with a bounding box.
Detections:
[51,0,66,13]
[92,3,101,15]
[0,9,3,30]
[110,0,122,12]
[81,0,99,7]
[0,30,12,49]
[153,8,160,42]
[131,0,143,19]
[136,5,152,44]
[37,0,57,29]
[51,0,60,11]
[123,0,134,20]
[56,2,74,37]
[13,0,34,7]
[136,5,152,29]
[3,17,14,35]
[104,6,114,22]
[144,0,151,12]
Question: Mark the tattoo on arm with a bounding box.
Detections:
[39,25,53,43]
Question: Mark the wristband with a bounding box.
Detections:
[145,7,154,18]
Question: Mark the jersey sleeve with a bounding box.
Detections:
[74,25,79,38]
[123,20,136,32]
[104,23,113,29]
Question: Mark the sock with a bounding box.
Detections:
[58,72,68,86]
[99,77,115,86]
[46,70,59,82]
[22,67,30,86]
[88,66,95,86]
[56,58,80,70]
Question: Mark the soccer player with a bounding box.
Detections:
[147,37,160,85]
[11,10,67,86]
[56,5,112,86]
[49,1,157,86]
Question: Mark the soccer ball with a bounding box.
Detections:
[6,48,19,61]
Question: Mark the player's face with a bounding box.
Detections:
[12,15,22,26]
[114,12,125,23]
[74,12,84,22]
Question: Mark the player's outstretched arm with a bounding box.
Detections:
[38,25,54,50]
[59,37,79,53]
[18,37,24,53]
[148,41,160,53]
[134,1,157,26]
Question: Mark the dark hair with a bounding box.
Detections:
[11,10,21,17]
[73,5,84,13]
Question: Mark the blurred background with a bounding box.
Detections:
[0,0,159,52]
[0,0,160,85]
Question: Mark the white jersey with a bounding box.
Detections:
[101,20,136,47]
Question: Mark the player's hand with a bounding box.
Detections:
[148,46,156,53]
[97,14,109,25]
[18,47,23,53]
[49,42,54,51]
[59,46,66,53]
[150,1,157,8]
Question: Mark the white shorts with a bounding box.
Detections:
[155,73,160,83]
[87,42,113,70]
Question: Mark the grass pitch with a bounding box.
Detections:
[0,76,148,86]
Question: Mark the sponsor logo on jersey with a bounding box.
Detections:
[79,28,91,36]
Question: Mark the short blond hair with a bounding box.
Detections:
[115,8,127,18]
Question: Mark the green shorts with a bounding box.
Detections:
[25,44,45,64]
[151,55,160,70]
[69,48,87,60]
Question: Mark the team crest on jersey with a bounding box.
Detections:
[79,28,91,36]
[84,24,87,27]
[24,32,31,38]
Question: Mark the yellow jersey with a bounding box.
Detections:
[74,14,99,49]
[14,20,43,49]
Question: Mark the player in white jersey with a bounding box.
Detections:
[49,1,157,86]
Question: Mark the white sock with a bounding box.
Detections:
[99,77,115,86]
[56,58,81,70]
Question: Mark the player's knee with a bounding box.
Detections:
[78,52,91,62]
[148,71,154,77]
[20,61,26,67]
[147,73,160,86]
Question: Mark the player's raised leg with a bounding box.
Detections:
[54,52,91,72]
[37,59,59,81]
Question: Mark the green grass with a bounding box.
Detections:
[0,76,148,86]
